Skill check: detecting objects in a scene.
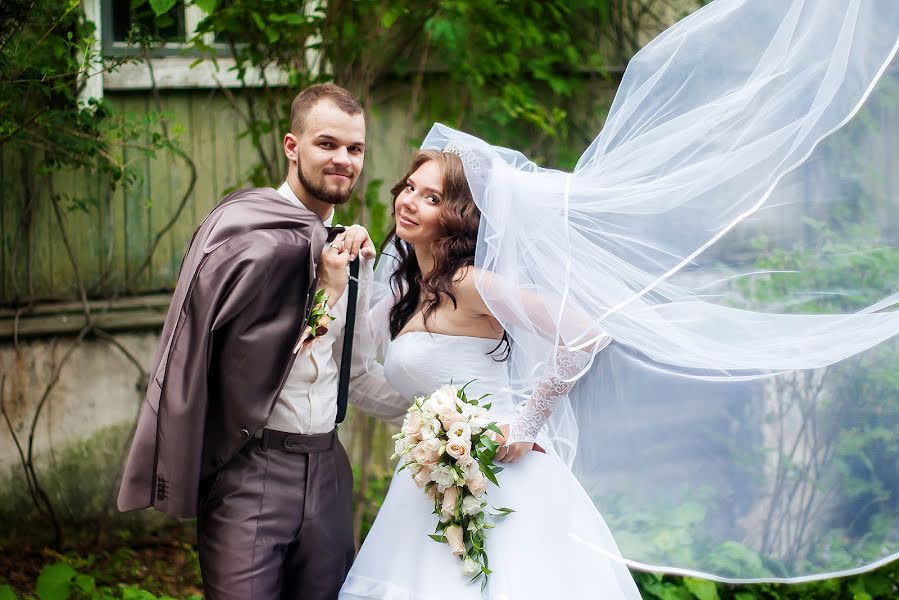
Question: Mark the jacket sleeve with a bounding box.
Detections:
[152,234,278,517]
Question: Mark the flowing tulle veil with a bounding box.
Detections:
[368,0,899,583]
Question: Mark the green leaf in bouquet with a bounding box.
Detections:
[486,423,503,436]
[427,534,448,543]
[480,433,500,448]
[482,402,493,410]
[459,379,478,396]
[491,506,515,516]
[479,460,500,486]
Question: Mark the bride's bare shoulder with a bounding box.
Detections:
[452,266,492,314]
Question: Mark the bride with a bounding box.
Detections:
[339,150,642,599]
[343,0,899,596]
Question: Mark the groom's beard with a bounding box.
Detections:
[297,158,355,206]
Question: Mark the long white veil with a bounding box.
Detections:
[411,0,899,582]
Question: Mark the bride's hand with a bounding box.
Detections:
[493,424,535,463]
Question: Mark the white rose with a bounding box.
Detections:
[394,438,409,457]
[445,524,465,556]
[430,464,456,491]
[462,405,491,434]
[445,439,472,462]
[461,557,480,578]
[420,398,439,419]
[430,385,459,408]
[446,421,472,442]
[461,494,485,516]
[419,418,441,441]
[440,485,460,520]
[460,460,481,480]
[470,414,492,435]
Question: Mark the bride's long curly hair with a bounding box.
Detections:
[383,150,477,338]
[382,150,509,358]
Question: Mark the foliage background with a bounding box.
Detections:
[1,0,897,598]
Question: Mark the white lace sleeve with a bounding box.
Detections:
[506,349,592,444]
[342,258,409,425]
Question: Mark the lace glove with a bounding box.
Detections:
[507,349,592,444]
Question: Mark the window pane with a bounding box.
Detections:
[111,0,186,43]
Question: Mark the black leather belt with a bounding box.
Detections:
[256,428,335,453]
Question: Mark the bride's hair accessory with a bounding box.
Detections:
[442,142,484,176]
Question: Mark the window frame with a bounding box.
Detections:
[84,0,290,95]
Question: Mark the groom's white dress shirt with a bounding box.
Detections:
[266,182,406,434]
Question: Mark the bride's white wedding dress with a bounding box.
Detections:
[339,332,641,600]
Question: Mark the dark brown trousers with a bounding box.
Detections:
[197,431,355,600]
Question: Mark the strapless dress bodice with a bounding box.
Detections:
[383,332,517,420]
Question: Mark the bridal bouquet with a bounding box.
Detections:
[391,383,512,587]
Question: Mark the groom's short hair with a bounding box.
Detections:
[290,83,364,134]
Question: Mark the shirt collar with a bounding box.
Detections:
[277,182,334,226]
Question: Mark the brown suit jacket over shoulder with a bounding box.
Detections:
[117,187,328,518]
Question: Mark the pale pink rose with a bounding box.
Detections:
[426,485,438,502]
[402,412,425,438]
[438,405,462,430]
[445,524,465,556]
[446,439,471,462]
[466,471,488,497]
[412,439,440,466]
[413,465,432,489]
[455,453,474,468]
[440,485,460,520]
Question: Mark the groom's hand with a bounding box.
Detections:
[318,233,351,302]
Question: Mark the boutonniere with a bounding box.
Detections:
[293,289,335,354]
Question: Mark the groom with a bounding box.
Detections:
[117,83,405,600]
